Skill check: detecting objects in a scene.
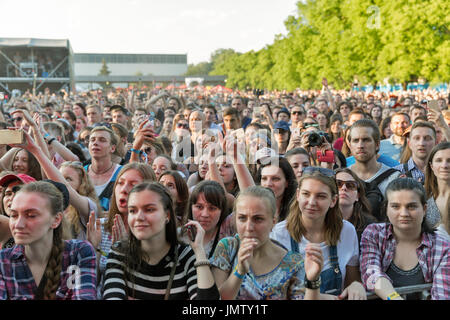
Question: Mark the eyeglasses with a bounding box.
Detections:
[177,123,189,129]
[302,167,335,177]
[336,179,358,191]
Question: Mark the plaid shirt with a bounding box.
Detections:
[394,157,425,183]
[0,240,97,300]
[360,223,449,300]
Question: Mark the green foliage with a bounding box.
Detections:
[98,59,111,76]
[209,0,450,90]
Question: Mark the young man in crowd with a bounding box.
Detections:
[86,104,103,126]
[379,112,410,161]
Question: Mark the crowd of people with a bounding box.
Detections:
[0,79,448,300]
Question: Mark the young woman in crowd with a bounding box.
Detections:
[102,182,220,300]
[270,167,366,299]
[86,162,156,298]
[152,154,177,180]
[158,170,189,227]
[285,148,311,183]
[0,181,97,299]
[379,117,393,140]
[210,186,322,300]
[184,180,228,258]
[360,178,449,300]
[370,104,383,125]
[335,168,377,241]
[424,141,450,229]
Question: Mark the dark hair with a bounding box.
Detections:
[285,147,310,161]
[383,177,434,234]
[185,180,228,227]
[158,170,189,226]
[425,142,450,200]
[379,116,392,140]
[120,182,178,295]
[256,156,298,221]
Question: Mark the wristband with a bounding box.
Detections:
[194,260,211,268]
[96,247,107,257]
[47,138,56,145]
[130,148,142,155]
[233,266,245,280]
[304,276,321,290]
[387,291,400,300]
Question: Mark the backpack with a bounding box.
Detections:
[364,168,398,221]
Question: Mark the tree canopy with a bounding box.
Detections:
[207,0,449,90]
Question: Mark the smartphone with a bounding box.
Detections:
[182,225,196,242]
[428,100,440,112]
[292,127,301,137]
[317,150,335,163]
[252,106,262,118]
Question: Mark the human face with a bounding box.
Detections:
[115,169,144,214]
[73,105,84,117]
[307,108,318,118]
[297,178,337,223]
[348,113,364,125]
[330,120,342,134]
[236,195,275,248]
[62,112,74,126]
[89,130,115,158]
[231,98,245,112]
[163,117,173,131]
[223,114,239,131]
[430,149,450,181]
[408,127,436,161]
[291,107,305,124]
[191,193,221,234]
[168,99,178,110]
[189,111,203,133]
[60,166,82,192]
[152,156,171,180]
[87,108,101,126]
[371,107,382,119]
[274,129,289,145]
[216,156,235,185]
[9,192,62,245]
[140,144,157,164]
[12,113,24,128]
[340,104,351,117]
[336,172,359,208]
[159,175,179,201]
[277,113,290,123]
[390,114,410,137]
[287,154,310,182]
[204,108,216,123]
[383,125,393,139]
[112,110,127,126]
[76,118,86,132]
[260,165,288,199]
[3,180,22,216]
[386,190,425,235]
[410,108,425,122]
[349,127,378,163]
[165,108,176,119]
[127,190,167,241]
[12,150,29,175]
[316,113,327,128]
[198,155,209,179]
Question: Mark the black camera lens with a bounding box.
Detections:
[308,132,323,147]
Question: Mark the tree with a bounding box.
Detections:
[98,59,111,76]
[184,62,212,76]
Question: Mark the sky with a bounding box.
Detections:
[0,0,299,64]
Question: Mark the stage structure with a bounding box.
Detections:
[0,38,74,95]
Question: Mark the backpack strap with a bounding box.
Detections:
[372,168,399,186]
[403,163,413,178]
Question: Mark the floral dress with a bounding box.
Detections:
[210,235,306,300]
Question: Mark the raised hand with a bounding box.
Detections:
[304,243,323,281]
[87,211,102,249]
[236,237,258,275]
[112,214,129,244]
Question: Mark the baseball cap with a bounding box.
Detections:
[0,173,36,187]
[42,179,70,211]
[273,121,291,132]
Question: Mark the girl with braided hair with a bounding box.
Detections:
[0,181,97,299]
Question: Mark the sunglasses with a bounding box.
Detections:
[13,117,23,122]
[336,179,358,191]
[302,166,335,177]
[177,123,189,129]
[292,111,304,115]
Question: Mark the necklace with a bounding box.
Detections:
[90,162,114,175]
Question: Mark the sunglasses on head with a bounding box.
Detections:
[302,166,335,177]
[336,179,358,191]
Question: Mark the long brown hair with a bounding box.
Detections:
[19,181,65,300]
[10,148,42,180]
[286,172,343,246]
[106,163,156,233]
[158,170,189,226]
[335,168,372,231]
[425,141,450,200]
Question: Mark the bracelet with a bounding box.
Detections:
[387,291,400,300]
[304,276,321,290]
[96,247,107,257]
[194,260,211,268]
[233,266,245,280]
[47,138,56,145]
[130,148,141,155]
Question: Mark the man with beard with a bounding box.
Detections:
[379,112,410,161]
[347,119,401,218]
[394,121,437,184]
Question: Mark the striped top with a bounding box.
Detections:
[102,242,219,300]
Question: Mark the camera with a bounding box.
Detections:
[308,131,330,147]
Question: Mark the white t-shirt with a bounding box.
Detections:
[270,220,359,287]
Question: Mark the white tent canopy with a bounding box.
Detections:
[0,38,71,49]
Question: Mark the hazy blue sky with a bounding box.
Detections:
[0,0,299,64]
